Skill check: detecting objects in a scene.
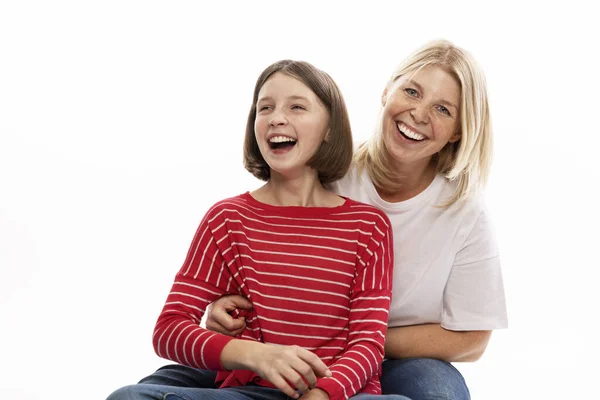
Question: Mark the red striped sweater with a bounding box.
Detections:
[153,192,394,399]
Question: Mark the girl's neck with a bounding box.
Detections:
[251,171,343,208]
[376,157,437,203]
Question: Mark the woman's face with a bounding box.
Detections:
[381,65,461,168]
[254,72,330,180]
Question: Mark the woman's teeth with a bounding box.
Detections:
[397,123,426,141]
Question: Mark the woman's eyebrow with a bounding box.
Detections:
[438,98,459,110]
[407,79,458,110]
[406,79,424,92]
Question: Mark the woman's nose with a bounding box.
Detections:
[410,105,430,124]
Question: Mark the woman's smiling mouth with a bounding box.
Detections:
[396,122,427,142]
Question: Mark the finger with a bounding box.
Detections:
[206,316,245,335]
[282,365,310,394]
[221,315,246,332]
[211,295,247,313]
[208,303,246,330]
[268,373,299,399]
[227,295,253,311]
[232,325,246,336]
[298,348,331,378]
[289,359,317,389]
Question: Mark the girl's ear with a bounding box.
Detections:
[323,129,331,143]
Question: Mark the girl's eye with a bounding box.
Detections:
[258,105,272,111]
[291,104,305,110]
[404,88,419,97]
[436,105,451,116]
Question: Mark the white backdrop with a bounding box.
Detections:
[1,1,599,399]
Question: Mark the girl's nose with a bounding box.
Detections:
[269,111,288,127]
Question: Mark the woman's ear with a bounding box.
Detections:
[449,131,462,143]
[381,88,388,107]
[323,129,331,143]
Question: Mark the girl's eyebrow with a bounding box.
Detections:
[287,95,310,102]
[257,95,310,103]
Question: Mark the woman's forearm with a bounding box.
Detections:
[384,324,492,362]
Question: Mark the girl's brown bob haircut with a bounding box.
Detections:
[243,60,353,184]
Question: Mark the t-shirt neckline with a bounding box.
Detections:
[363,169,444,212]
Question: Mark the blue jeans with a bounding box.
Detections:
[381,358,470,400]
[106,364,410,399]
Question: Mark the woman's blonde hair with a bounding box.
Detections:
[355,39,493,205]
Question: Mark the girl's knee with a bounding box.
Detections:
[106,385,135,400]
[106,384,162,400]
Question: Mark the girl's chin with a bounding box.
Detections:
[267,166,317,181]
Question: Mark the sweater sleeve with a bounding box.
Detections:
[315,217,394,399]
[152,207,238,371]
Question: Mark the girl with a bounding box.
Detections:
[207,40,508,400]
[107,60,405,400]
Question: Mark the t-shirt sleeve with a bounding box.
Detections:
[441,208,508,331]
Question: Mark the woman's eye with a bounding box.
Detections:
[436,105,451,116]
[404,88,419,97]
[291,104,305,110]
[258,105,272,111]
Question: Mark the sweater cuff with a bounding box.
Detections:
[315,377,345,400]
[203,332,236,370]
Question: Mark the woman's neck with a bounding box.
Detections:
[252,171,343,207]
[376,157,437,203]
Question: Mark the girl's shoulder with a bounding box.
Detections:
[202,193,257,222]
[341,196,392,229]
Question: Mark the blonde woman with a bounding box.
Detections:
[161,40,508,400]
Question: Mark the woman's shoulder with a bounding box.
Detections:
[438,180,498,257]
[329,162,369,198]
[438,177,488,216]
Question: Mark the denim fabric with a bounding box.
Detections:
[107,383,292,400]
[106,364,410,400]
[381,358,470,400]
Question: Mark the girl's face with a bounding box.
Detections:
[381,65,462,168]
[255,72,330,180]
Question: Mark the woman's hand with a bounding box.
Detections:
[221,341,331,398]
[206,294,253,336]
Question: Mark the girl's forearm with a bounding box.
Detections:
[220,339,263,371]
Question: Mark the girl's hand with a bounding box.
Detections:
[298,388,330,400]
[251,344,332,398]
[206,294,253,336]
[221,341,331,399]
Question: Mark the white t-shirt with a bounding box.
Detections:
[330,166,508,331]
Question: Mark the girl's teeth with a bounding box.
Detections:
[397,123,426,141]
[269,136,296,143]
